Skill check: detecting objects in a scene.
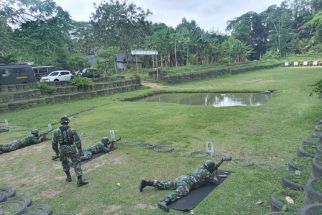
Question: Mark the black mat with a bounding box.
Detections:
[81,147,118,164]
[168,171,231,211]
[80,152,106,164]
[67,147,117,166]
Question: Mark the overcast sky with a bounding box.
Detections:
[54,0,285,33]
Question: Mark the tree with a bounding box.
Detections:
[70,21,97,55]
[0,0,60,26]
[96,46,120,74]
[227,12,267,60]
[68,53,89,72]
[0,16,14,59]
[220,37,252,63]
[261,4,293,56]
[12,6,72,65]
[91,0,151,51]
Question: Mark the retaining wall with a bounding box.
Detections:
[0,78,141,112]
[154,63,281,84]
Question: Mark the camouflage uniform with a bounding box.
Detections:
[0,131,43,153]
[152,165,217,201]
[81,140,112,161]
[140,160,218,212]
[52,125,83,177]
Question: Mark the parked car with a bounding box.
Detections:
[40,70,73,82]
[77,68,100,78]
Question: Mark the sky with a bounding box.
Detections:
[54,0,285,33]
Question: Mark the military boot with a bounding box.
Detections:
[139,180,153,192]
[77,175,88,187]
[65,171,72,182]
[158,197,172,212]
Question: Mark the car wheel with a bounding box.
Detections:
[54,79,59,82]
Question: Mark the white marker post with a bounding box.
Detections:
[109,129,116,141]
[205,141,215,160]
[48,123,52,131]
[4,119,8,127]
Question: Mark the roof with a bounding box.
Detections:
[0,64,32,69]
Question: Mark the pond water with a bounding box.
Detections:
[134,92,272,107]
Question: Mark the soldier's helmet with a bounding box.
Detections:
[31,128,39,135]
[101,137,109,145]
[204,160,216,173]
[60,116,70,125]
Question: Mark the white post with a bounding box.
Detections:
[206,141,215,160]
[135,55,138,73]
[48,123,52,131]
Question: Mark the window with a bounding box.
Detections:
[49,72,59,76]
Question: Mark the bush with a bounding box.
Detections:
[35,82,55,94]
[70,77,93,90]
[312,79,322,95]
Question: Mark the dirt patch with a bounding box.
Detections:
[84,152,128,173]
[38,188,63,198]
[103,205,123,214]
[134,203,157,210]
[246,79,278,84]
[141,81,165,89]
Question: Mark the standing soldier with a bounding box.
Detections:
[52,116,88,187]
[0,129,47,154]
[139,160,219,212]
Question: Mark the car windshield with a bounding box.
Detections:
[49,72,59,76]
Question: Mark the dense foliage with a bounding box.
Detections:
[1,0,322,71]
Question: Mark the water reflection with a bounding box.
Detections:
[135,93,272,107]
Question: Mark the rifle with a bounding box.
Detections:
[38,129,54,142]
[214,156,232,170]
[108,137,122,148]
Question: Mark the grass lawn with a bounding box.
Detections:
[0,66,322,215]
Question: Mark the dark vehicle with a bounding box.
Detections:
[0,64,36,85]
[77,68,100,78]
[32,66,54,81]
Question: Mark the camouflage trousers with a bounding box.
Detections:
[153,175,192,201]
[59,145,82,177]
[0,140,24,153]
[80,150,93,161]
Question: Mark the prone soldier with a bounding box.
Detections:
[0,129,47,154]
[80,137,115,161]
[139,160,221,212]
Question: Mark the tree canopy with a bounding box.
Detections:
[1,0,322,69]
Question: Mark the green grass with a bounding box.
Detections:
[1,66,322,214]
[313,178,322,192]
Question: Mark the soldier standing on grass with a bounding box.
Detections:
[0,129,47,154]
[52,116,88,187]
[139,160,219,212]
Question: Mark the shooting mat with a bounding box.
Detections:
[168,170,231,211]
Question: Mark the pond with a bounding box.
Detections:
[134,92,272,107]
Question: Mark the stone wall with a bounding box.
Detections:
[0,78,141,112]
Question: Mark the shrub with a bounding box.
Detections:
[70,77,93,90]
[35,82,55,94]
[312,79,322,95]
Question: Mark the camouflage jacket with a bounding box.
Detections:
[85,142,110,154]
[180,165,217,189]
[20,135,39,147]
[52,126,81,155]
